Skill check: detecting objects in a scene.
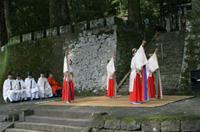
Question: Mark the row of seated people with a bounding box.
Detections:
[3,72,62,103]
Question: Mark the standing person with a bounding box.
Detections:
[38,73,53,98]
[62,72,71,103]
[146,52,158,98]
[68,59,75,101]
[48,73,62,97]
[129,41,148,104]
[106,57,116,98]
[129,48,142,104]
[147,51,163,99]
[25,72,39,100]
[3,73,16,103]
[14,74,26,101]
[62,49,72,103]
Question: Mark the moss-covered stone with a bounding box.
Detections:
[179,0,200,93]
[0,37,64,103]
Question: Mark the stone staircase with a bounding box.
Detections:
[5,106,100,132]
[118,32,185,95]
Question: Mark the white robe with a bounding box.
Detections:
[25,78,38,98]
[37,77,53,98]
[3,79,16,102]
[14,79,26,100]
[63,56,73,73]
[129,56,137,92]
[106,57,116,90]
[146,52,159,77]
[129,45,148,92]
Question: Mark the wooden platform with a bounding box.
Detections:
[42,95,193,108]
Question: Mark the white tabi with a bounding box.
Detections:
[37,77,53,98]
[25,78,39,100]
[14,79,27,101]
[3,79,16,102]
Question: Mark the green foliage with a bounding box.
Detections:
[140,0,160,23]
[9,0,49,35]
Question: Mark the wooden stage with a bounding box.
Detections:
[41,95,193,108]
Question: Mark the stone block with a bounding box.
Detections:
[59,25,70,34]
[8,36,20,45]
[104,119,121,130]
[22,33,32,42]
[142,121,161,132]
[34,31,44,39]
[181,120,200,131]
[161,120,180,132]
[120,119,141,131]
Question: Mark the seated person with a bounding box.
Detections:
[25,72,39,100]
[14,74,27,101]
[48,73,62,97]
[3,73,16,103]
[38,73,53,98]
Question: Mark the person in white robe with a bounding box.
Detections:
[63,49,75,101]
[14,74,27,101]
[3,73,16,103]
[25,72,39,100]
[147,51,163,99]
[37,73,53,98]
[106,57,116,97]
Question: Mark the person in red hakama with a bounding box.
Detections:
[62,72,71,103]
[147,72,156,98]
[129,48,142,104]
[106,57,116,98]
[68,59,75,100]
[62,49,73,103]
[129,41,148,104]
[147,51,160,99]
[48,73,62,97]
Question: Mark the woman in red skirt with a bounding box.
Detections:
[147,72,156,98]
[129,48,141,104]
[62,72,71,103]
[106,57,116,98]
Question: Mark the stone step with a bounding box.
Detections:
[14,122,90,132]
[25,115,93,127]
[34,109,93,119]
[6,128,45,132]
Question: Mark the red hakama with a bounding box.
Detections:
[48,77,61,95]
[107,79,115,97]
[148,75,156,98]
[129,73,142,102]
[62,80,71,102]
[69,80,75,100]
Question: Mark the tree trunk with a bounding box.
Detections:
[3,0,12,38]
[49,0,68,27]
[0,0,8,46]
[128,0,142,30]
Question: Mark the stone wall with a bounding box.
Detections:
[66,26,117,94]
[179,0,200,93]
[92,115,200,132]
